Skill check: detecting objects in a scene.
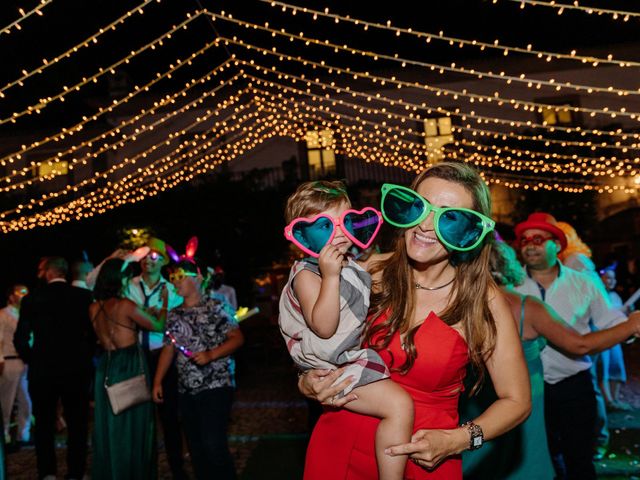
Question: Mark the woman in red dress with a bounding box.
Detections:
[300,162,532,479]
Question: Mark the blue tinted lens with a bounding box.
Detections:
[343,210,380,246]
[383,188,425,226]
[292,217,334,254]
[437,210,483,248]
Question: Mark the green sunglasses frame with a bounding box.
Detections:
[380,183,496,252]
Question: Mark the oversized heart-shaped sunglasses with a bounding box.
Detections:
[284,207,383,258]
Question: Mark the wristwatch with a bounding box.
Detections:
[462,421,484,450]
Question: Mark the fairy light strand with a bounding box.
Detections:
[263,0,639,68]
[0,37,224,167]
[0,87,251,216]
[0,0,159,98]
[222,42,640,141]
[0,10,205,125]
[499,0,640,21]
[206,10,640,97]
[0,59,234,189]
[0,0,52,37]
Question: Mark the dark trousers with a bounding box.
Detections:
[29,373,90,480]
[146,348,186,479]
[544,369,597,480]
[180,387,236,480]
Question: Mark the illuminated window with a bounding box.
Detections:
[34,160,69,178]
[424,117,454,162]
[305,129,336,179]
[541,105,574,125]
[536,97,579,126]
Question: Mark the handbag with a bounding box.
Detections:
[104,349,151,415]
[101,303,151,415]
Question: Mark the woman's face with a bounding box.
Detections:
[404,177,474,265]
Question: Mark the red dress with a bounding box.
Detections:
[305,311,469,479]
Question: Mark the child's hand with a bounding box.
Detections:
[318,244,344,278]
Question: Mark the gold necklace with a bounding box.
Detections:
[414,277,455,291]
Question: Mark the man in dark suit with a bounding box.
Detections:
[15,257,94,480]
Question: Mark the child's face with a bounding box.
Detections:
[305,201,353,255]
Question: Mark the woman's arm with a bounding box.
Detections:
[386,287,531,468]
[192,327,245,366]
[471,287,532,442]
[152,345,175,403]
[528,297,640,355]
[126,289,168,332]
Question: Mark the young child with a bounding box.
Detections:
[279,180,413,480]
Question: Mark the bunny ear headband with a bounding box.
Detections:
[166,236,199,264]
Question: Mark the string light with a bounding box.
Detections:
[0,103,264,228]
[0,0,52,37]
[249,86,639,177]
[499,0,640,21]
[240,62,640,175]
[0,9,205,125]
[0,59,235,190]
[215,38,640,135]
[2,105,635,232]
[207,10,640,97]
[0,38,225,168]
[223,41,640,142]
[264,0,639,68]
[0,0,159,99]
[0,87,251,215]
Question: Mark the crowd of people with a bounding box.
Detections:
[0,240,242,480]
[0,160,638,479]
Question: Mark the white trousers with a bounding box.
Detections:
[0,359,32,441]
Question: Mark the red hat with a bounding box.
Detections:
[514,213,568,251]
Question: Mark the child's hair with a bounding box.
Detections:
[284,180,351,223]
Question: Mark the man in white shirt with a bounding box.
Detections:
[514,213,626,480]
[0,285,32,446]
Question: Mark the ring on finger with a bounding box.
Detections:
[329,397,335,406]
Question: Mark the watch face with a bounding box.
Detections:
[473,436,483,447]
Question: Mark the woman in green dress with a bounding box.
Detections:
[90,258,167,480]
[461,241,640,479]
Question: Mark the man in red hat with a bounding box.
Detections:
[514,212,627,480]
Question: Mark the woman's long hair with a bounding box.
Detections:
[93,258,128,301]
[364,162,497,393]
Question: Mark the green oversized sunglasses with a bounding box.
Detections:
[380,183,495,252]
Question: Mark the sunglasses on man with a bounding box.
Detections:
[518,234,555,248]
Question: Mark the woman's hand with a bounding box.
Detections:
[298,367,358,407]
[385,427,468,470]
[152,383,163,403]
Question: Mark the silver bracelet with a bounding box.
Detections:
[462,420,484,450]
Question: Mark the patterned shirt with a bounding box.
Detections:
[165,298,239,394]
